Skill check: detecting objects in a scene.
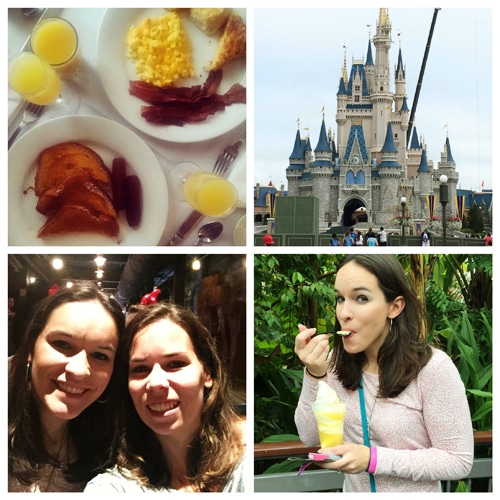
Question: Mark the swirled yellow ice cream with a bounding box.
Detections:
[312,381,346,448]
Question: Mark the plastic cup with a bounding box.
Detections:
[311,401,347,448]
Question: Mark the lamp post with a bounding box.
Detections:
[400,196,407,245]
[439,174,449,246]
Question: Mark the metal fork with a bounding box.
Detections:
[8,102,45,149]
[212,134,246,176]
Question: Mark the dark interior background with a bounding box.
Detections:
[8,253,246,412]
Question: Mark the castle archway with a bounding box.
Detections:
[342,198,367,226]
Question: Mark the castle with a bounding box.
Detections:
[285,8,459,231]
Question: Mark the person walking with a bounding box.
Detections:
[365,227,376,246]
[355,232,364,246]
[366,234,378,247]
[330,234,341,247]
[378,227,387,246]
[343,230,353,247]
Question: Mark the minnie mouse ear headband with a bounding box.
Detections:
[140,287,161,305]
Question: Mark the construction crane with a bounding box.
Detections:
[406,8,441,146]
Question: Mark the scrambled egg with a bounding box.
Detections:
[127,12,194,87]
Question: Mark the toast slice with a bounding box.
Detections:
[37,204,119,239]
[36,173,117,219]
[35,142,112,197]
[205,13,246,71]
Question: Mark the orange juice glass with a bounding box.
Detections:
[183,171,238,217]
[31,17,82,78]
[8,52,61,105]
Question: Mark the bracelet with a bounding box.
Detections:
[367,446,377,474]
[305,367,327,379]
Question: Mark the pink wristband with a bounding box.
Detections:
[367,446,377,474]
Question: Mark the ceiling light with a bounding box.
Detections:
[52,258,63,270]
[192,259,201,271]
[94,255,107,267]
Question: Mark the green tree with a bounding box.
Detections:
[465,202,484,234]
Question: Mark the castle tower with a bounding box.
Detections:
[415,148,433,219]
[407,125,423,179]
[311,117,334,224]
[436,135,458,217]
[286,127,305,197]
[376,121,402,225]
[371,8,394,152]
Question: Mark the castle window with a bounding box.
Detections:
[355,171,365,184]
[346,170,355,184]
[355,95,360,102]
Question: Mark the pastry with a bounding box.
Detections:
[205,13,246,71]
[189,8,230,36]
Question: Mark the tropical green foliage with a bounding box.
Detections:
[254,254,341,442]
[254,254,493,443]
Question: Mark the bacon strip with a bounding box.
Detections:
[129,71,246,126]
[139,83,246,125]
[129,70,223,104]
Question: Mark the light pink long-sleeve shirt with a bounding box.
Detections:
[295,347,474,492]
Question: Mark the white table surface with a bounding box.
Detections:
[8,7,247,247]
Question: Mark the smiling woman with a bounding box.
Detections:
[85,302,246,492]
[8,282,125,492]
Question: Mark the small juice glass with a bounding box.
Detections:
[31,17,82,78]
[8,52,61,105]
[183,171,238,218]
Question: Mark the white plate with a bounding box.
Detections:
[8,115,168,246]
[96,8,246,143]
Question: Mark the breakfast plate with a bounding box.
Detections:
[96,8,246,143]
[8,115,168,246]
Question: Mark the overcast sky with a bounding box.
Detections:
[254,7,492,193]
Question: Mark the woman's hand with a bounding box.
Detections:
[294,324,330,377]
[316,444,371,474]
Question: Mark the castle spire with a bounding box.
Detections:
[378,8,391,28]
[342,47,348,85]
[381,121,398,153]
[289,128,304,160]
[445,136,455,163]
[315,116,330,152]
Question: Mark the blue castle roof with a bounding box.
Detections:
[381,122,398,153]
[417,148,431,173]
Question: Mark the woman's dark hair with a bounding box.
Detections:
[116,302,244,491]
[8,281,125,487]
[329,254,432,398]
